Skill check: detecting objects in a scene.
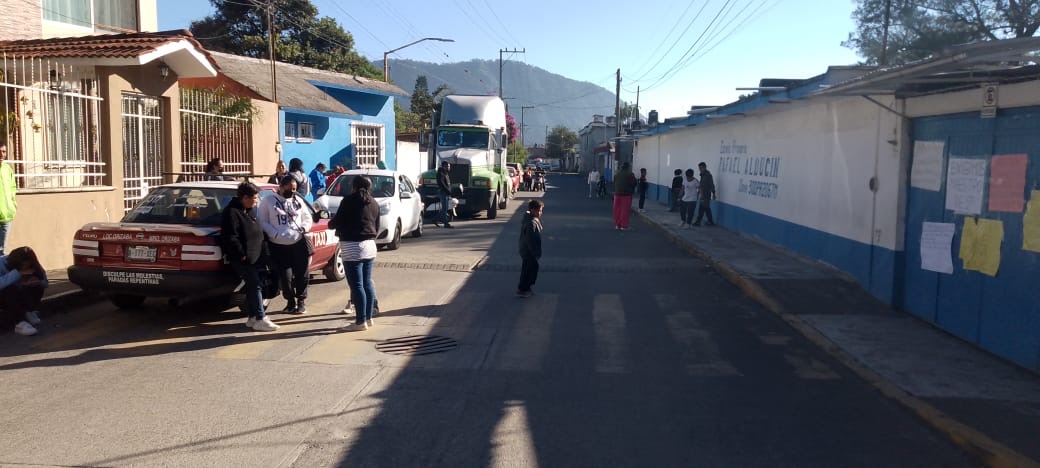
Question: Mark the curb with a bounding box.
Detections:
[636,210,1040,468]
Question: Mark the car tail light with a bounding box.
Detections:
[73,239,99,257]
[181,245,222,261]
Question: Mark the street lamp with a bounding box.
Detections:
[383,37,455,82]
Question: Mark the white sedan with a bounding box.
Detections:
[314,169,423,250]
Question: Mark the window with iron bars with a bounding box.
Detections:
[0,57,106,191]
[351,123,383,168]
[180,87,253,180]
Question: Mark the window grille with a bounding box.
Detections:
[351,123,383,168]
[0,56,105,191]
[298,122,314,141]
[180,87,252,178]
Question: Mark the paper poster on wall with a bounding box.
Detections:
[988,154,1027,212]
[1023,190,1040,253]
[959,217,1003,276]
[920,222,955,274]
[945,158,987,215]
[910,141,945,191]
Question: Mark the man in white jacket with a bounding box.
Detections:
[587,169,600,198]
[259,175,313,314]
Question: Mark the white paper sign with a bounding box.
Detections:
[920,222,955,274]
[945,158,987,215]
[911,141,945,191]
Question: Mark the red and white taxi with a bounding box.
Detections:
[68,181,344,308]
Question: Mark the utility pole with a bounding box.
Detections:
[499,48,525,98]
[520,105,534,147]
[880,0,892,66]
[266,0,277,103]
[614,68,621,137]
[635,86,640,128]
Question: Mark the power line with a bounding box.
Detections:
[628,0,713,82]
[480,0,523,46]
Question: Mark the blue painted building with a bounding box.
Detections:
[633,38,1040,371]
[212,52,406,197]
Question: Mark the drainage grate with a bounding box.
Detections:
[375,335,458,356]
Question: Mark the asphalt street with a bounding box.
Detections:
[0,174,973,467]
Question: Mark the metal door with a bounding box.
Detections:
[122,93,163,212]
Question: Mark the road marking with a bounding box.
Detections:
[295,331,373,365]
[488,294,558,371]
[784,353,841,380]
[656,294,741,377]
[593,294,628,374]
[489,400,539,468]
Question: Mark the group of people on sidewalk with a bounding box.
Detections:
[220,174,380,333]
[671,162,716,228]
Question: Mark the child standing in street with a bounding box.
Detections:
[516,200,544,298]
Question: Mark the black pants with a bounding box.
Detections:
[270,239,310,303]
[0,280,44,328]
[518,255,539,292]
[638,190,647,209]
[694,199,715,224]
[669,188,681,211]
[680,200,697,224]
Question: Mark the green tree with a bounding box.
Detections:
[410,76,451,129]
[845,0,1040,65]
[507,141,528,163]
[190,0,380,79]
[395,101,422,133]
[545,125,579,159]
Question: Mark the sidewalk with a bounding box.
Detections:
[635,204,1040,467]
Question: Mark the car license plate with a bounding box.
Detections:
[126,245,157,262]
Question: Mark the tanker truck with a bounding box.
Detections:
[418,95,510,219]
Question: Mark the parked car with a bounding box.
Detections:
[313,169,423,250]
[68,181,344,309]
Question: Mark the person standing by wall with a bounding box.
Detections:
[259,176,313,314]
[669,169,683,212]
[288,158,310,200]
[436,161,454,228]
[516,199,544,298]
[693,162,717,226]
[221,182,279,332]
[588,168,601,198]
[679,169,699,228]
[612,162,637,230]
[637,168,649,212]
[309,162,327,199]
[0,143,16,256]
[331,175,380,332]
[267,160,288,184]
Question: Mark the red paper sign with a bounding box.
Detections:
[988,154,1028,213]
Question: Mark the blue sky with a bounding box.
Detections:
[160,0,863,121]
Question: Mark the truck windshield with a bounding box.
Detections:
[438,130,489,149]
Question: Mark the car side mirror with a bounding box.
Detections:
[400,191,412,199]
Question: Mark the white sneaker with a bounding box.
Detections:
[252,317,280,332]
[341,303,353,315]
[339,322,369,332]
[245,316,257,328]
[24,311,42,326]
[14,320,37,336]
[366,319,374,328]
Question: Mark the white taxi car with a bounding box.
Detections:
[313,169,423,250]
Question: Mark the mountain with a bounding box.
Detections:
[384,58,616,145]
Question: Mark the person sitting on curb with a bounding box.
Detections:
[0,246,49,336]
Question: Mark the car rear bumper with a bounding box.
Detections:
[68,265,240,297]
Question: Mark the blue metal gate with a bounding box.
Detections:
[904,107,1040,371]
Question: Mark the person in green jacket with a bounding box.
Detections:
[0,142,16,256]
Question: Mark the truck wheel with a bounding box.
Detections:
[323,245,346,281]
[110,294,145,309]
[386,220,402,250]
[497,186,508,209]
[488,194,498,219]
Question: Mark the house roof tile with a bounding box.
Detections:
[0,29,214,63]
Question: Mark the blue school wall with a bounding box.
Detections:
[903,107,1040,371]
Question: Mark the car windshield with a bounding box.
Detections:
[121,187,274,226]
[326,175,396,198]
[437,130,489,149]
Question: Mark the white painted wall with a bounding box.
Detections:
[635,95,907,252]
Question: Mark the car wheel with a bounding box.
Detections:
[110,294,145,309]
[411,216,423,237]
[497,186,508,209]
[487,194,498,219]
[386,220,402,250]
[324,245,346,281]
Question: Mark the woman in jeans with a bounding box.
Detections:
[221,182,279,332]
[329,175,379,332]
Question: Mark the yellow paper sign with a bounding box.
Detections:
[960,217,1003,276]
[1024,190,1040,253]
